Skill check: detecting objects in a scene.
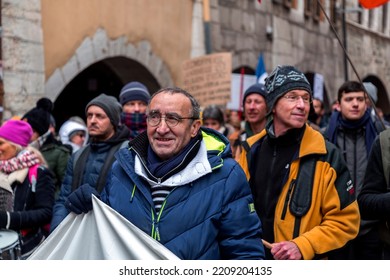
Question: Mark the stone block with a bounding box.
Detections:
[92,29,109,60]
[76,38,95,71]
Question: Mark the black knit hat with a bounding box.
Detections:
[85,93,122,127]
[22,98,53,136]
[119,81,150,106]
[243,83,267,107]
[264,65,312,114]
[202,105,225,124]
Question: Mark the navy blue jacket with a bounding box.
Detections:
[50,126,130,231]
[101,128,265,260]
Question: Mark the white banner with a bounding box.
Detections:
[226,73,258,111]
[28,196,179,260]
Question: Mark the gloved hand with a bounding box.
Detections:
[65,184,100,214]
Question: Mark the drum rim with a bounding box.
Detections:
[0,229,19,249]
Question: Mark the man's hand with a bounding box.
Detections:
[270,241,302,260]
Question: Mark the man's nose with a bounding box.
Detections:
[156,117,170,131]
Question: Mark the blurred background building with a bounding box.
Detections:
[0,0,389,126]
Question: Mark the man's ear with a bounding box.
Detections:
[191,119,202,137]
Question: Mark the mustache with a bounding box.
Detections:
[88,125,99,130]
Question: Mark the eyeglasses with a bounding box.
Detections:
[282,94,312,104]
[147,112,198,127]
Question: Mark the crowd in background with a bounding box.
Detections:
[1,66,390,260]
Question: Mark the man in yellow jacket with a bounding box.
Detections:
[239,65,360,260]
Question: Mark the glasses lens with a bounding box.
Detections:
[147,114,160,126]
[165,115,180,127]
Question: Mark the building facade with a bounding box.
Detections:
[1,0,389,125]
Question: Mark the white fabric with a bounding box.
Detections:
[313,73,324,101]
[134,140,212,187]
[227,73,258,111]
[28,196,179,260]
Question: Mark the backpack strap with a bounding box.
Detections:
[71,145,91,191]
[379,130,390,190]
[241,140,252,167]
[71,141,129,193]
[95,141,128,193]
[289,155,317,238]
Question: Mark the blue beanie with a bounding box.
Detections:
[243,83,267,107]
[119,81,150,106]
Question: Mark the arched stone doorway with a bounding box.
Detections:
[45,29,174,130]
[53,57,160,130]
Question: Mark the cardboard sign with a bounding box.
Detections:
[182,52,232,107]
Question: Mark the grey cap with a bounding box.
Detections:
[85,93,122,127]
[363,82,378,104]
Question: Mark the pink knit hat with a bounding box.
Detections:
[0,120,33,147]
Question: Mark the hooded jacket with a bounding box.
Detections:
[101,128,265,260]
[239,123,360,259]
[58,120,88,154]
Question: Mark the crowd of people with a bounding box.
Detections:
[1,64,390,260]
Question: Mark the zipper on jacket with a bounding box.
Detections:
[150,199,168,241]
[149,187,179,241]
[281,179,296,220]
[152,213,161,241]
[129,184,136,202]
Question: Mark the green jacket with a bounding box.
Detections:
[41,141,71,195]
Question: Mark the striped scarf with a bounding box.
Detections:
[0,150,41,174]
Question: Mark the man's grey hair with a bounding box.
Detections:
[148,87,201,119]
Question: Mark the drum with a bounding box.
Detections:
[0,230,21,260]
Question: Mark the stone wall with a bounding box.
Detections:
[2,0,390,119]
[210,0,390,107]
[1,0,45,119]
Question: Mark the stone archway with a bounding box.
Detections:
[45,28,173,101]
[52,57,161,129]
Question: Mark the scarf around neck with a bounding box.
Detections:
[121,112,147,140]
[146,132,202,181]
[326,110,378,155]
[30,130,51,150]
[0,149,41,174]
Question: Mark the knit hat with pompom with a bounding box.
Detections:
[22,98,53,136]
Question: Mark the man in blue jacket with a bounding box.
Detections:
[66,87,265,260]
[50,93,130,231]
